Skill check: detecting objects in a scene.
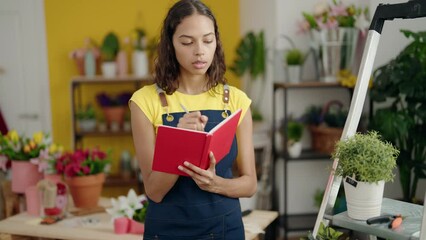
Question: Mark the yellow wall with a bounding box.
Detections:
[44,0,240,174]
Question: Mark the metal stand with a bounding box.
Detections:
[313,0,426,238]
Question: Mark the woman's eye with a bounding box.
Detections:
[181,42,192,46]
[204,40,213,44]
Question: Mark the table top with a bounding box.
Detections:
[331,198,423,240]
[0,209,278,240]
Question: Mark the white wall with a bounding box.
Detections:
[240,0,426,214]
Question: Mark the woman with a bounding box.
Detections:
[129,0,257,239]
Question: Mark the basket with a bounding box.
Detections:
[309,125,343,155]
[309,100,344,155]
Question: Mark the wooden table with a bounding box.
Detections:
[0,209,278,240]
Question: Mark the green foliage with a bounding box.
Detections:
[251,107,263,122]
[332,131,399,183]
[300,222,347,240]
[133,200,148,223]
[286,120,304,142]
[101,32,120,62]
[370,30,426,202]
[76,104,96,120]
[286,48,304,65]
[230,31,265,79]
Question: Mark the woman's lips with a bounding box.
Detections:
[193,60,207,69]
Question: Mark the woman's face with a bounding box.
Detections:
[172,13,217,78]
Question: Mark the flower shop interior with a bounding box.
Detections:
[0,0,425,239]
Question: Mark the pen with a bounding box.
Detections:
[180,103,189,113]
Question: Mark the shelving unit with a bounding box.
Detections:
[272,81,351,238]
[70,75,153,191]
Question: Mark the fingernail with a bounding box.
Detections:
[183,161,189,166]
[178,166,183,170]
[209,152,213,157]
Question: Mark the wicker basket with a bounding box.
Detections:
[309,125,343,155]
[309,100,344,155]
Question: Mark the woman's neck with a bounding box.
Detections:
[177,74,208,95]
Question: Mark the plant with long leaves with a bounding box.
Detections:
[370,30,426,202]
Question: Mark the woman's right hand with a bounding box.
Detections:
[177,111,208,132]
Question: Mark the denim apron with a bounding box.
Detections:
[143,86,244,240]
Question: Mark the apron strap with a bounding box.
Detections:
[155,84,230,107]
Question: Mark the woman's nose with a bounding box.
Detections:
[194,42,205,56]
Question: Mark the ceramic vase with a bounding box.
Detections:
[128,219,145,234]
[65,173,105,209]
[11,160,43,194]
[286,65,301,83]
[132,50,149,77]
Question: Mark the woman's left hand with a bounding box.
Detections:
[178,152,219,193]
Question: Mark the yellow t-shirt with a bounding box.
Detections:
[130,84,251,132]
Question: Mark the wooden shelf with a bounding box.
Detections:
[274,81,344,90]
[104,174,139,187]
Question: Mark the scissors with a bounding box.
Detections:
[366,214,404,229]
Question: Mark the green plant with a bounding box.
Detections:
[370,30,426,202]
[76,104,96,120]
[285,120,304,142]
[230,31,265,79]
[101,32,120,62]
[132,28,146,51]
[300,222,347,240]
[230,31,266,117]
[286,48,304,65]
[332,131,399,183]
[281,35,305,66]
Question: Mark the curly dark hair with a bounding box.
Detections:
[154,0,227,94]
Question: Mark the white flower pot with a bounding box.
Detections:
[286,65,301,83]
[343,178,385,220]
[101,62,116,78]
[132,50,148,77]
[287,141,302,158]
[79,119,97,132]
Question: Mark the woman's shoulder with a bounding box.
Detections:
[131,84,158,99]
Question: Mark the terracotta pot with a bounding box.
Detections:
[102,106,126,128]
[11,161,43,193]
[65,173,105,209]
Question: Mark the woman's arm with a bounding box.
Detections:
[178,108,258,198]
[130,102,179,203]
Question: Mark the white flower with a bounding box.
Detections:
[106,189,147,221]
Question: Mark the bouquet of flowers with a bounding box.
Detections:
[0,130,63,173]
[106,189,148,234]
[299,0,369,33]
[55,147,110,177]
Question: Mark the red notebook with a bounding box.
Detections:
[152,109,242,176]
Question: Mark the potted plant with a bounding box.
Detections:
[280,118,304,158]
[131,28,149,77]
[0,130,60,193]
[100,32,120,77]
[331,131,399,220]
[303,100,347,155]
[370,30,426,203]
[282,35,305,83]
[75,104,97,132]
[229,31,266,121]
[106,188,148,234]
[96,91,132,129]
[56,147,110,208]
